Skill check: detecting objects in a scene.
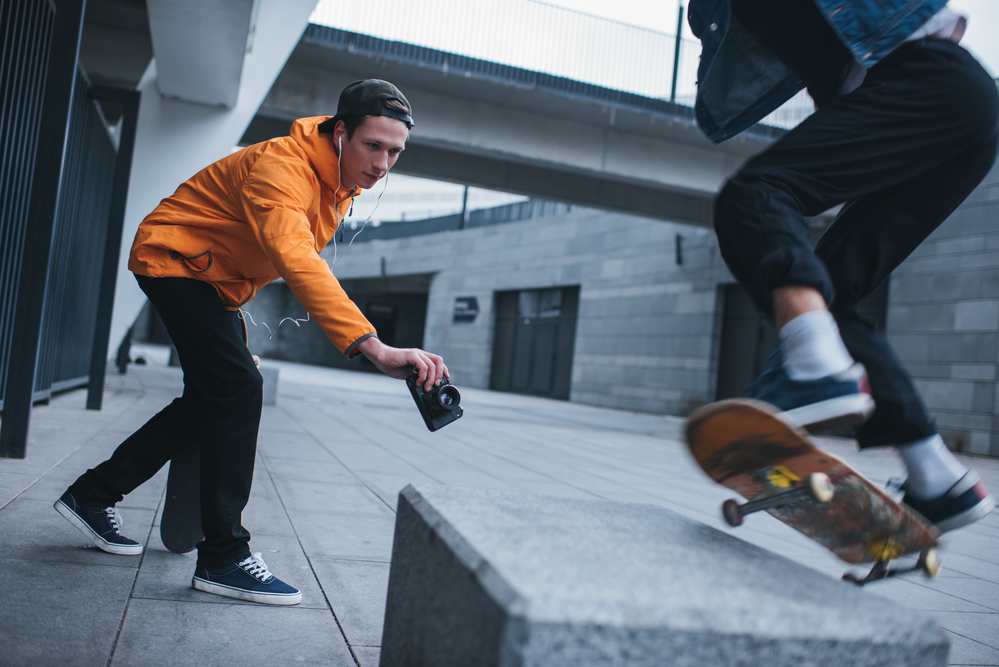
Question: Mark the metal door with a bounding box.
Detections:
[490,286,579,399]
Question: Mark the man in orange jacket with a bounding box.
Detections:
[54,80,444,605]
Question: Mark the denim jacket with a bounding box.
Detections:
[689,0,950,143]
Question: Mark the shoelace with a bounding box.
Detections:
[104,507,123,535]
[239,553,273,582]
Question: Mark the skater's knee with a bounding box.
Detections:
[714,176,753,237]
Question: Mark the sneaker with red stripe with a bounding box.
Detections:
[902,471,996,533]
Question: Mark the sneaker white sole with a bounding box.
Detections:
[192,576,302,606]
[785,394,876,432]
[54,499,143,556]
[934,494,997,533]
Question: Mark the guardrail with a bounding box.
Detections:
[346,199,572,241]
[309,0,814,131]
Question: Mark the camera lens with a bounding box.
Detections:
[432,385,461,411]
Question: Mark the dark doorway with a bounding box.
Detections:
[715,281,890,400]
[715,284,780,401]
[366,303,398,347]
[490,286,579,400]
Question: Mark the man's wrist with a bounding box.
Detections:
[356,336,382,357]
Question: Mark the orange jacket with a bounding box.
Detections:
[129,117,376,357]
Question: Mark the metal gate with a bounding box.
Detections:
[0,0,139,458]
[33,68,118,398]
[490,286,579,400]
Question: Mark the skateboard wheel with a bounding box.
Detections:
[722,499,744,527]
[918,549,941,578]
[808,473,834,503]
[252,354,261,369]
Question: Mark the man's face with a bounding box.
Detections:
[334,115,409,191]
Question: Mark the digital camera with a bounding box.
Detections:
[407,374,463,432]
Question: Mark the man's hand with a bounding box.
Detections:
[357,337,448,391]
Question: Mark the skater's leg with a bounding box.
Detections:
[715,39,998,434]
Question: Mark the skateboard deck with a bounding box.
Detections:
[160,318,258,554]
[685,399,941,584]
[160,443,203,553]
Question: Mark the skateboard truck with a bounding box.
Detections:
[842,548,941,587]
[722,473,834,527]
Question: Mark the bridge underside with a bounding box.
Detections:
[245,27,779,228]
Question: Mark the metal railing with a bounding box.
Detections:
[309,0,814,130]
[347,199,573,242]
[0,0,139,458]
[0,0,56,413]
[33,69,118,398]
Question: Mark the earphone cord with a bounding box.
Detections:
[331,135,346,267]
[332,172,388,268]
[238,308,311,341]
[329,132,389,268]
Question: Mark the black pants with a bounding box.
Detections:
[714,39,999,449]
[69,275,262,568]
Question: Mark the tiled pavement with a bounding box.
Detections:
[1,346,997,666]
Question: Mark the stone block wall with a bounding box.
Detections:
[280,154,999,454]
[888,158,999,456]
[326,209,733,416]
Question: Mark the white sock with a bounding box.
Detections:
[898,434,967,500]
[779,310,855,380]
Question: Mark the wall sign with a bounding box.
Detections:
[453,296,479,323]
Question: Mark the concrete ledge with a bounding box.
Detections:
[380,485,948,667]
[260,366,279,406]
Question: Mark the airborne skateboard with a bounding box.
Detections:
[160,319,259,554]
[684,398,941,586]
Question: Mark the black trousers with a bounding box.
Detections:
[714,39,999,449]
[69,275,262,568]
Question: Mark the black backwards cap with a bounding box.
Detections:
[318,79,414,134]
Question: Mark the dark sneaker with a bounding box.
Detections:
[192,553,302,605]
[902,472,996,533]
[747,348,875,431]
[54,490,143,555]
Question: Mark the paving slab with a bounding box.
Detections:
[290,511,396,562]
[0,558,135,667]
[380,485,950,667]
[945,631,999,666]
[310,558,392,646]
[935,612,999,651]
[110,598,355,667]
[353,646,382,667]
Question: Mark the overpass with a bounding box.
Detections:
[246,24,785,228]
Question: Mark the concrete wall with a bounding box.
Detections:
[241,279,430,373]
[326,209,733,416]
[887,158,999,457]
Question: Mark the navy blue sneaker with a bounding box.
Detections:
[902,472,996,533]
[747,348,875,432]
[54,490,143,555]
[193,553,302,605]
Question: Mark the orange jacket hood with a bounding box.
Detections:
[128,117,376,357]
[290,116,348,194]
